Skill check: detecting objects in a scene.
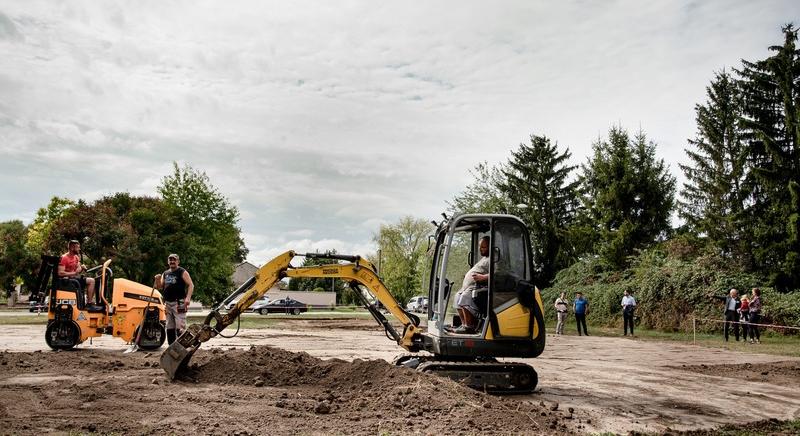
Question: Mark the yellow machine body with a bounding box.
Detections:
[38,257,167,350]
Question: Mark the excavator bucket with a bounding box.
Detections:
[160,323,209,380]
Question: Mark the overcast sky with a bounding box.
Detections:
[1,1,797,265]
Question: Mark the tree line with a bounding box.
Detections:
[0,163,247,305]
[442,24,799,293]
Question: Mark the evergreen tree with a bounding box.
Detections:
[580,126,676,269]
[737,24,800,290]
[679,70,749,263]
[499,134,579,286]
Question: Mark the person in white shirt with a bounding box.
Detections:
[621,290,637,336]
[451,236,490,334]
[554,292,569,335]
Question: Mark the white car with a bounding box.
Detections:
[406,296,428,313]
[225,295,270,312]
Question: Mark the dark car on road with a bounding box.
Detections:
[258,298,308,315]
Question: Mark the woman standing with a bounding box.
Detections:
[748,288,762,343]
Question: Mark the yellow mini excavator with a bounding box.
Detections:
[161,213,546,393]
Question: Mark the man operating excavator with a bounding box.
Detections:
[451,235,490,334]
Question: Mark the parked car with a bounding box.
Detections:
[225,295,270,312]
[28,297,48,312]
[406,296,428,313]
[249,296,272,313]
[258,298,308,315]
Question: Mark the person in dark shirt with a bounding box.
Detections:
[574,292,589,336]
[155,253,194,345]
[712,288,740,342]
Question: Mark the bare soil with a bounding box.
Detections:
[1,318,799,435]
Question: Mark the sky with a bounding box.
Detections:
[1,1,797,265]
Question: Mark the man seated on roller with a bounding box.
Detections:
[452,236,490,334]
[58,240,96,305]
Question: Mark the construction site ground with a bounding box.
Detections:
[1,316,799,435]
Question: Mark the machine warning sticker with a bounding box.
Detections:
[77,312,86,321]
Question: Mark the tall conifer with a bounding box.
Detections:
[737,24,800,290]
[679,71,749,263]
[500,134,579,286]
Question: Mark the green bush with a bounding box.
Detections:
[541,242,800,334]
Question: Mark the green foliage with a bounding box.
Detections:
[158,163,248,305]
[679,70,750,264]
[42,194,180,286]
[579,126,676,269]
[447,162,510,214]
[374,216,433,305]
[543,240,799,333]
[499,134,579,286]
[0,220,38,292]
[24,197,75,254]
[287,252,350,304]
[736,24,800,290]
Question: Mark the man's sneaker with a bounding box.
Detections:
[454,325,476,334]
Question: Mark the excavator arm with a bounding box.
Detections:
[160,250,422,380]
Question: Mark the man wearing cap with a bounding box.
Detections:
[155,254,194,345]
[58,240,96,306]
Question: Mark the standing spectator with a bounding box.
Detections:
[573,291,589,336]
[748,288,762,344]
[739,293,750,341]
[713,288,740,342]
[621,290,637,336]
[553,292,569,335]
[155,253,195,345]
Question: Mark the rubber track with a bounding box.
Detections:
[416,360,537,394]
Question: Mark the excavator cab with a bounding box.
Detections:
[429,214,543,347]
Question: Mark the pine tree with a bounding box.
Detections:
[580,126,676,269]
[679,71,749,263]
[500,134,579,286]
[737,24,800,290]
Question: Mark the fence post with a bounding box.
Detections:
[693,316,696,345]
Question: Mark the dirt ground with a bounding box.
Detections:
[1,318,799,435]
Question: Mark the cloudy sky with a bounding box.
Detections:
[1,1,797,264]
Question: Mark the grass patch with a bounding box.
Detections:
[553,321,800,357]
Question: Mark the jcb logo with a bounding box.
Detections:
[56,299,76,306]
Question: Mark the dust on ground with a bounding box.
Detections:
[1,318,800,434]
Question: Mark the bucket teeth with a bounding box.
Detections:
[160,323,208,380]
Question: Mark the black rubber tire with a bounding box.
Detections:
[292,308,301,315]
[260,308,269,315]
[45,321,79,351]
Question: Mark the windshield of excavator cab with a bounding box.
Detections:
[433,217,490,332]
[490,219,531,311]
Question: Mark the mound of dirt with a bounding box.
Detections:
[673,360,800,386]
[0,346,574,435]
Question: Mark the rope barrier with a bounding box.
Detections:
[691,316,800,344]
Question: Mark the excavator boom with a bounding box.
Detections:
[161,250,421,379]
